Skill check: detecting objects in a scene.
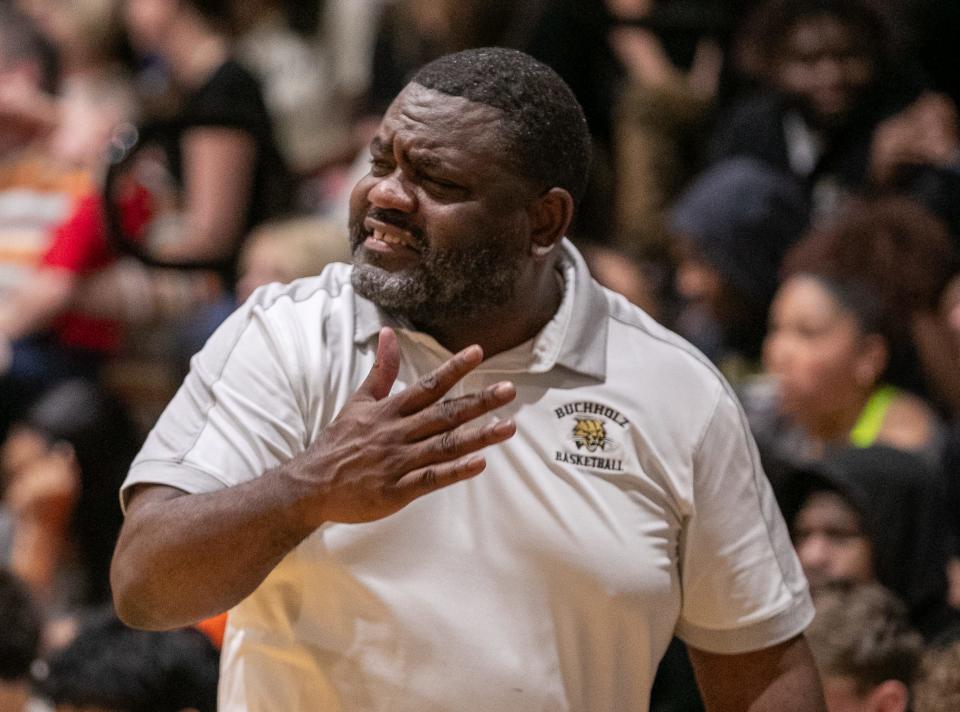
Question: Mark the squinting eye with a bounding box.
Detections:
[426,177,457,189]
[369,158,392,176]
[421,174,465,196]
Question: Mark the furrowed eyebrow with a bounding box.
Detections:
[369,138,450,176]
[409,152,442,170]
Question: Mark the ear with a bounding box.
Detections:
[527,188,574,260]
[854,333,889,388]
[864,679,909,712]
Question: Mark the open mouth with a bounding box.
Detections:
[362,217,423,253]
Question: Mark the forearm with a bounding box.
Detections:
[737,645,825,712]
[112,330,517,630]
[111,468,316,631]
[162,126,255,262]
[690,636,826,712]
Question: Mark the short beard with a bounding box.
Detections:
[351,239,524,328]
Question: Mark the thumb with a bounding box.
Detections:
[356,327,400,401]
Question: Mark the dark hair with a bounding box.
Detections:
[753,0,898,68]
[808,581,922,695]
[783,197,954,316]
[0,568,42,682]
[38,610,219,712]
[671,157,810,304]
[781,197,954,383]
[411,47,592,205]
[181,0,234,31]
[777,446,954,638]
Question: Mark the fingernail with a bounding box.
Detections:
[492,419,514,436]
[463,345,483,361]
[467,455,485,468]
[493,382,515,399]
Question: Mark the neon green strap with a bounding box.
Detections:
[849,385,897,448]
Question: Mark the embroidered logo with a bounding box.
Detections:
[571,417,613,452]
[554,401,628,472]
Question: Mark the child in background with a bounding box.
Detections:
[236,216,351,303]
[806,581,921,712]
[36,609,219,712]
[777,446,960,641]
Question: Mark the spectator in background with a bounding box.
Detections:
[579,241,660,317]
[669,157,809,381]
[778,446,960,641]
[0,425,79,615]
[870,91,960,242]
[0,568,41,712]
[758,271,937,464]
[912,640,960,712]
[806,581,922,712]
[1,380,140,613]
[119,0,292,271]
[14,0,135,171]
[366,0,518,116]
[179,215,351,358]
[36,609,219,712]
[709,0,921,221]
[746,198,950,469]
[67,0,296,369]
[0,5,59,152]
[934,272,960,607]
[0,3,139,442]
[236,217,351,304]
[607,0,724,261]
[0,4,69,318]
[231,0,388,179]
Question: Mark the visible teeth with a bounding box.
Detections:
[373,229,407,246]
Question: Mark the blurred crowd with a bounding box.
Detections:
[3,0,960,710]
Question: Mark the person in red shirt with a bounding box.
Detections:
[0,185,151,440]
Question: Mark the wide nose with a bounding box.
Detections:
[797,533,831,577]
[813,56,846,88]
[368,169,416,214]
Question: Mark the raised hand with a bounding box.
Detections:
[610,27,722,100]
[281,327,517,526]
[870,92,960,185]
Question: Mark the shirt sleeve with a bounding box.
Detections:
[185,61,271,136]
[120,286,310,511]
[674,387,813,654]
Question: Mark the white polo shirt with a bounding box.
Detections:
[123,241,812,711]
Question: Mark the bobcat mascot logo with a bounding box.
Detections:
[571,417,614,452]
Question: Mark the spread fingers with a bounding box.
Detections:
[404,381,516,441]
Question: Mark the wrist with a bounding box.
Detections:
[263,456,328,535]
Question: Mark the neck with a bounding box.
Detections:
[165,22,228,88]
[416,262,563,358]
[801,389,873,444]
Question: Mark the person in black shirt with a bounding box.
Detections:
[123,0,292,286]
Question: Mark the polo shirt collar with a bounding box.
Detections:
[351,239,608,380]
[553,240,608,380]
